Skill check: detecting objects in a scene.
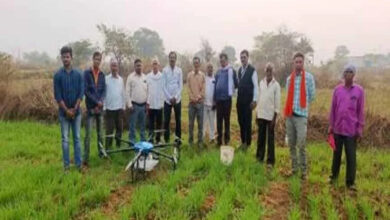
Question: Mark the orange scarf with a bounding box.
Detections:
[284,69,306,117]
[92,67,99,86]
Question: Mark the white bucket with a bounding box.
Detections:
[220,146,234,165]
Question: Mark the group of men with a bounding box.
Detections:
[54,45,364,190]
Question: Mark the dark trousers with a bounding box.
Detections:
[237,102,253,146]
[216,99,232,145]
[149,109,163,143]
[256,119,275,165]
[105,109,124,148]
[331,134,357,187]
[164,102,181,142]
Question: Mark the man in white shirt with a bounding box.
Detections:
[125,59,148,144]
[256,62,281,167]
[146,59,164,143]
[237,50,259,151]
[104,58,125,148]
[203,63,216,143]
[162,51,183,142]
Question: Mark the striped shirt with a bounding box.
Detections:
[285,71,315,117]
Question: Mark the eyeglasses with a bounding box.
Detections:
[344,70,354,74]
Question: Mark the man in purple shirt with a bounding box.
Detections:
[328,64,365,191]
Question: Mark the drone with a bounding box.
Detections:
[99,129,181,181]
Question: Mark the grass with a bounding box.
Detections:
[1,121,390,219]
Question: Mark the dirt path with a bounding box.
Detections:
[101,185,133,218]
[259,182,291,220]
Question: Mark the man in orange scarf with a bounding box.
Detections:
[284,52,316,180]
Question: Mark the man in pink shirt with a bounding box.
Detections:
[328,64,365,191]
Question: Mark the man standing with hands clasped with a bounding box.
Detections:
[236,50,259,151]
[54,46,84,172]
[163,51,183,142]
[328,64,364,191]
[84,51,106,166]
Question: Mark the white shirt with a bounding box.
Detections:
[239,64,259,102]
[162,65,183,104]
[146,71,164,109]
[256,77,281,121]
[104,73,125,110]
[204,75,215,106]
[125,72,148,108]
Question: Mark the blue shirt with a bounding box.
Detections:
[53,67,84,116]
[285,71,315,117]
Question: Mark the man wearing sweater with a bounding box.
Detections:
[214,53,238,146]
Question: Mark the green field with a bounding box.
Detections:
[1,121,389,220]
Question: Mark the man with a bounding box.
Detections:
[203,63,216,143]
[328,64,364,191]
[284,52,316,179]
[256,63,281,167]
[53,46,84,172]
[84,51,106,166]
[214,53,238,146]
[237,50,259,151]
[104,58,125,148]
[162,51,183,142]
[187,57,206,146]
[126,59,148,144]
[146,59,164,144]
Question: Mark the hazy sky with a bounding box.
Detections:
[1,0,389,64]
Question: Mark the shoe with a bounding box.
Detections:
[301,173,308,181]
[64,167,70,174]
[267,164,274,170]
[82,161,89,168]
[328,176,337,185]
[347,185,357,192]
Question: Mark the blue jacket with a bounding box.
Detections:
[214,67,238,101]
[84,68,106,110]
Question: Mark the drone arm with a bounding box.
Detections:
[125,151,143,171]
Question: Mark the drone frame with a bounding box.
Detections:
[99,129,181,182]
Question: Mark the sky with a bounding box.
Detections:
[1,0,389,64]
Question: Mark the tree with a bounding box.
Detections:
[67,39,97,67]
[133,27,165,59]
[0,52,14,82]
[23,51,53,67]
[221,45,237,64]
[195,39,216,63]
[334,45,350,59]
[251,26,314,84]
[97,24,135,74]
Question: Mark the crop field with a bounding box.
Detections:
[1,118,389,219]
